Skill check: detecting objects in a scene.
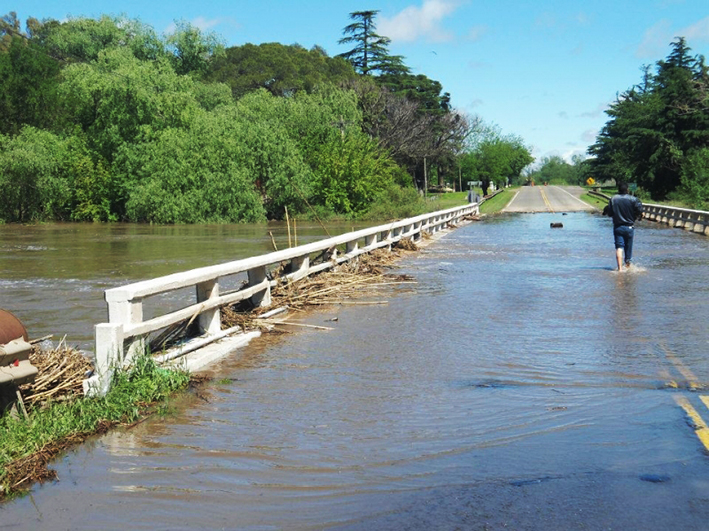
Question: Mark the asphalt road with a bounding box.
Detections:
[503,185,596,213]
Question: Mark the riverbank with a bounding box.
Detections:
[0,354,190,500]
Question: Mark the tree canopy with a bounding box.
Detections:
[206,42,356,99]
[0,10,532,224]
[338,10,409,76]
[588,37,709,205]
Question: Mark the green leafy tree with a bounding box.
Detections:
[589,38,709,200]
[0,34,61,134]
[43,15,165,63]
[528,156,577,185]
[0,128,70,222]
[677,147,709,208]
[310,133,399,216]
[165,21,224,77]
[461,131,534,191]
[338,10,409,76]
[377,73,450,113]
[59,47,201,163]
[207,42,356,99]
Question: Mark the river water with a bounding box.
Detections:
[0,221,366,350]
[3,212,709,529]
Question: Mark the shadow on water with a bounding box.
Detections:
[4,212,709,529]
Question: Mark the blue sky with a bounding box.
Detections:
[12,0,709,164]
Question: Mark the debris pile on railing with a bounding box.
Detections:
[222,242,419,331]
[19,341,93,407]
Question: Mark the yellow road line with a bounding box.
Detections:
[660,343,700,390]
[539,188,554,213]
[675,395,709,451]
[700,396,709,411]
[658,369,678,389]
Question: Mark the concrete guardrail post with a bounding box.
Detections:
[196,279,221,335]
[85,322,124,397]
[247,266,271,308]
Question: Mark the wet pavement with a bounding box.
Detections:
[503,185,595,213]
[3,212,709,530]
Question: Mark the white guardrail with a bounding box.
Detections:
[643,204,709,235]
[589,191,709,235]
[84,203,479,395]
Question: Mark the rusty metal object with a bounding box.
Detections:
[0,309,28,344]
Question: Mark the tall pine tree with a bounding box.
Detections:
[338,10,409,76]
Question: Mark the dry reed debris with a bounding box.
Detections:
[18,344,93,407]
[222,242,419,330]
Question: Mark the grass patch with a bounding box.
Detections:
[479,188,517,215]
[580,192,606,210]
[425,191,469,211]
[0,354,190,499]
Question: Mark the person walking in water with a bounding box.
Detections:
[605,182,643,271]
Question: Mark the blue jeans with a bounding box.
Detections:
[614,225,634,262]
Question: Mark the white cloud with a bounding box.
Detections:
[581,129,598,142]
[576,12,590,26]
[378,0,459,43]
[579,102,609,119]
[562,148,588,162]
[680,16,709,42]
[468,60,490,69]
[635,19,673,59]
[164,16,227,35]
[534,12,557,30]
[191,16,223,31]
[466,24,488,42]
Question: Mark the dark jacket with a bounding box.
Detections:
[607,194,643,227]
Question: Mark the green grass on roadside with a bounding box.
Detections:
[425,191,469,211]
[0,354,190,498]
[581,193,605,210]
[479,188,518,215]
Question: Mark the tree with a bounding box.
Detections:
[588,38,709,200]
[0,128,70,222]
[165,21,225,77]
[206,42,356,99]
[460,131,534,192]
[0,34,62,134]
[338,10,409,76]
[42,15,165,63]
[377,73,450,114]
[528,156,577,185]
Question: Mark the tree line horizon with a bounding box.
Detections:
[0,10,706,223]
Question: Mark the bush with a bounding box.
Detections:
[0,127,70,222]
[678,148,709,209]
[360,183,426,221]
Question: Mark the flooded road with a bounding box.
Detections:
[3,212,709,529]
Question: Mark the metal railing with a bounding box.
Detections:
[589,191,709,236]
[85,203,479,395]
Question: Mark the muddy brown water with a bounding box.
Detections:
[0,221,369,351]
[3,213,709,530]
